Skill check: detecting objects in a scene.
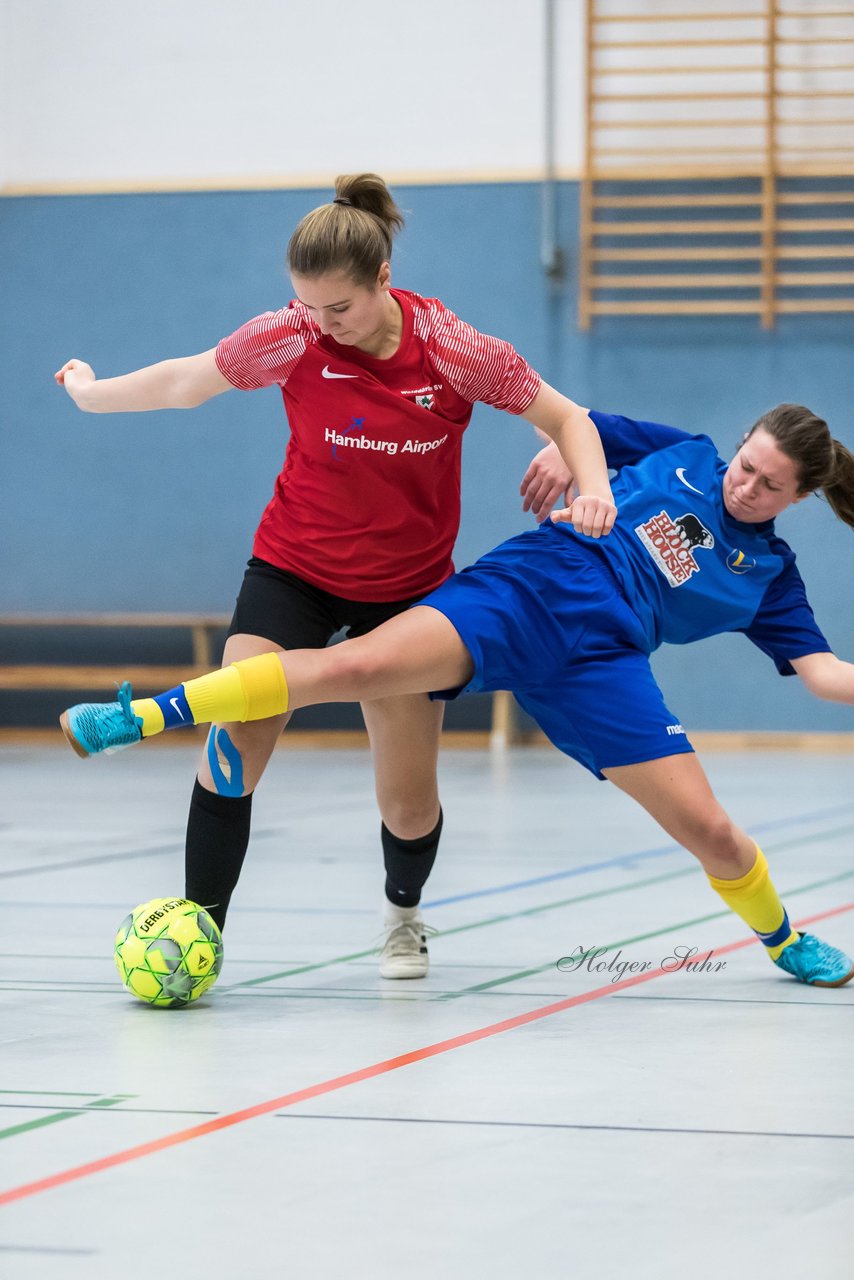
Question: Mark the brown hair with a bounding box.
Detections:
[746,403,854,530]
[287,174,404,285]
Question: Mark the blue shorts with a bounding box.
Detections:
[421,523,694,780]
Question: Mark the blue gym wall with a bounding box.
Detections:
[2,180,853,730]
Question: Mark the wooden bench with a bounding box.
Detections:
[0,614,230,692]
[0,614,520,744]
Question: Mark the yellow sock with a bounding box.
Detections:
[130,653,289,737]
[707,845,798,960]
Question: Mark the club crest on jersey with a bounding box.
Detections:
[726,548,756,574]
[635,510,715,587]
[400,382,442,412]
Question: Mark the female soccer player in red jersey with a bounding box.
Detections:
[55,173,616,977]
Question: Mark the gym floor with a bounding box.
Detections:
[1,739,852,1279]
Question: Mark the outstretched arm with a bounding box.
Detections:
[54,348,232,413]
[791,652,854,705]
[520,385,616,538]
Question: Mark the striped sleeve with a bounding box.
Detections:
[214,305,315,390]
[416,298,541,413]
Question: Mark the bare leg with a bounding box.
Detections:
[601,749,854,985]
[362,693,444,838]
[602,752,757,878]
[362,691,446,976]
[64,606,473,753]
[281,606,473,711]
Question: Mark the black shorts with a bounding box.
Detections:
[227,558,429,651]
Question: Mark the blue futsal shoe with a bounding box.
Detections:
[60,682,143,758]
[773,932,854,987]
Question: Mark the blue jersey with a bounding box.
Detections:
[552,412,831,673]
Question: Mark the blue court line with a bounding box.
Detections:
[421,799,854,908]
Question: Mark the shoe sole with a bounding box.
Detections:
[59,711,90,759]
[379,958,429,980]
[808,964,854,988]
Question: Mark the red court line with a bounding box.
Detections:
[1,901,851,1208]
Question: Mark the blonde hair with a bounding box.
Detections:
[287,173,404,285]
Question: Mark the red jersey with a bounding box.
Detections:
[215,288,541,601]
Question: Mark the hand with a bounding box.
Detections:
[520,442,573,523]
[55,359,96,405]
[551,494,617,539]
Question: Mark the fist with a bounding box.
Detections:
[55,359,95,388]
[552,494,617,539]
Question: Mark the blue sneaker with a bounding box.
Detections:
[60,682,143,758]
[774,932,854,987]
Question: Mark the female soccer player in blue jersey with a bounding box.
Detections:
[62,402,854,986]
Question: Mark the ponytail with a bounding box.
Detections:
[825,438,854,531]
[287,173,404,285]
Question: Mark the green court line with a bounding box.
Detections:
[0,954,309,966]
[0,983,120,993]
[0,987,120,996]
[0,955,118,962]
[226,821,854,990]
[438,866,854,1000]
[0,988,124,995]
[0,1112,83,1141]
[0,1090,104,1097]
[0,1094,134,1142]
[0,1104,215,1118]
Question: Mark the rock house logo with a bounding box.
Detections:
[635,509,715,587]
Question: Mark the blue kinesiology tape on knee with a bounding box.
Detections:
[206,726,245,798]
[153,686,193,730]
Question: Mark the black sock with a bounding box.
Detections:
[382,809,443,909]
[185,778,252,932]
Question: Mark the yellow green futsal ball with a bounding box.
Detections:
[114,897,224,1007]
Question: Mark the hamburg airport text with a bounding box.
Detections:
[326,428,448,457]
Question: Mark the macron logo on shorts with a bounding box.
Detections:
[666,724,686,736]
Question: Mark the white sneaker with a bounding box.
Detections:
[379,909,433,980]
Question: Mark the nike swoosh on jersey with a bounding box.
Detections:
[675,467,704,495]
[322,365,358,379]
[169,697,186,721]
